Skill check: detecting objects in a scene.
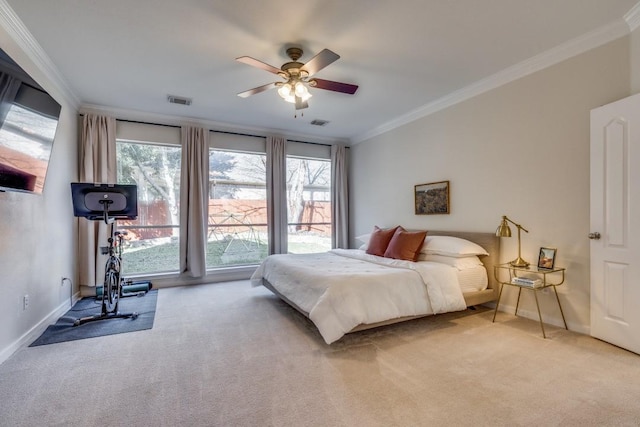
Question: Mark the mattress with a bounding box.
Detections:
[457,266,488,293]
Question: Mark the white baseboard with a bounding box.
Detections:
[0,292,80,366]
[493,302,589,335]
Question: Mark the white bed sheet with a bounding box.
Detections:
[250,249,467,344]
[456,266,489,293]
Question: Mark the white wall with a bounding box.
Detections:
[350,37,631,334]
[0,29,78,363]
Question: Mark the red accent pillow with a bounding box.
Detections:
[365,226,400,257]
[384,229,428,261]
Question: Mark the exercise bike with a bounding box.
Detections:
[71,183,139,326]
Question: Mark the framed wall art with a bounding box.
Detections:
[537,247,557,270]
[414,180,449,215]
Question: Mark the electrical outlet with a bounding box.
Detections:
[23,294,29,310]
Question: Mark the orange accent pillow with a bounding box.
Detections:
[384,229,428,261]
[365,226,400,257]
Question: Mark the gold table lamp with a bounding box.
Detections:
[496,215,529,267]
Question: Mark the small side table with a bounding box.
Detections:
[492,263,568,338]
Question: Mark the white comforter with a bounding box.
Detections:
[250,249,466,344]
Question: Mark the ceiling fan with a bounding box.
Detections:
[236,46,358,112]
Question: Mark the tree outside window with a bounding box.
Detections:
[116,140,181,274]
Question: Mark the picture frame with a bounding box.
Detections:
[414,180,449,215]
[537,247,557,270]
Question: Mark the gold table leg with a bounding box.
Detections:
[492,283,505,323]
[532,290,546,338]
[515,287,522,315]
[552,286,568,330]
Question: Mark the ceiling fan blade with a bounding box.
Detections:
[237,82,277,98]
[295,96,309,110]
[310,78,358,95]
[236,56,282,75]
[300,49,340,76]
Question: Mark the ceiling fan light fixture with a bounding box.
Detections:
[278,80,312,103]
[299,90,312,102]
[294,81,306,97]
[278,83,292,99]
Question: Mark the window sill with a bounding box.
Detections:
[127,264,259,289]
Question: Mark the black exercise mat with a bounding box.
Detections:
[29,290,157,346]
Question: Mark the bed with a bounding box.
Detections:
[251,230,499,344]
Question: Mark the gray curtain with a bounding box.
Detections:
[78,114,117,287]
[179,126,209,278]
[266,136,288,254]
[331,144,349,248]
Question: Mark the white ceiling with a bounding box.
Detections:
[5,0,640,144]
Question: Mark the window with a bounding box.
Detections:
[116,140,181,275]
[286,156,331,253]
[207,149,268,268]
[114,126,335,276]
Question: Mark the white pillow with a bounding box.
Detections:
[356,233,371,243]
[417,253,484,270]
[420,235,489,257]
[356,233,371,250]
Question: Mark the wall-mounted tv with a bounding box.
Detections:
[0,47,61,194]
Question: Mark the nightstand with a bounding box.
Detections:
[492,263,568,338]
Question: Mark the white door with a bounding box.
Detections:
[590,93,640,354]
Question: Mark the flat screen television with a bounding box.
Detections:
[0,47,61,194]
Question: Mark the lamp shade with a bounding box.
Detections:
[294,81,306,97]
[496,216,512,237]
[278,83,292,99]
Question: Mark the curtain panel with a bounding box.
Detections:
[78,114,117,287]
[331,144,349,249]
[266,136,288,254]
[179,126,209,277]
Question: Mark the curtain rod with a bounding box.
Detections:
[78,114,339,148]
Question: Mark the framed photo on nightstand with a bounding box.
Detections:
[538,247,556,270]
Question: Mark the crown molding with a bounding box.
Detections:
[624,1,640,32]
[79,104,347,145]
[351,19,631,145]
[0,0,80,108]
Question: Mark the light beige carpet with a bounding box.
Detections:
[1,281,639,427]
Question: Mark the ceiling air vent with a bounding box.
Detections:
[167,95,192,106]
[310,119,329,126]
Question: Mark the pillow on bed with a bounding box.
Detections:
[384,229,427,261]
[356,233,371,250]
[365,226,400,256]
[417,253,484,269]
[420,235,489,257]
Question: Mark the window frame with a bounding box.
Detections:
[206,147,269,269]
[115,138,182,276]
[285,154,332,254]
